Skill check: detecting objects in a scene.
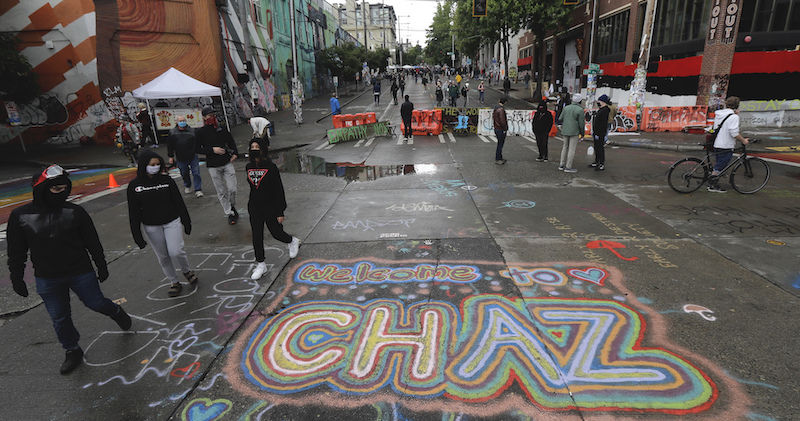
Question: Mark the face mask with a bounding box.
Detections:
[146,164,161,175]
[249,149,260,162]
[44,190,69,207]
[204,115,218,127]
[178,121,187,128]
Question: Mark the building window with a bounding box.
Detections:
[597,10,630,58]
[741,0,800,32]
[651,0,709,46]
[340,8,348,25]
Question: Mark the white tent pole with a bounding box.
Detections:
[145,99,158,144]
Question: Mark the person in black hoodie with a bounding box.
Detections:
[127,150,198,297]
[7,164,131,375]
[246,139,300,280]
[532,101,553,162]
[196,106,239,224]
[590,94,611,171]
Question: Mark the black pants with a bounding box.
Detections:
[249,203,292,262]
[593,134,606,164]
[535,133,548,159]
[403,118,412,138]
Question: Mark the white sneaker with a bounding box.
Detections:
[184,187,192,194]
[195,190,204,197]
[251,262,268,280]
[288,237,300,258]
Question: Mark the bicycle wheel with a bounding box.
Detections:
[667,158,708,193]
[731,157,770,194]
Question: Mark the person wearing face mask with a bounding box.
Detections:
[196,106,240,225]
[7,164,132,375]
[167,115,203,197]
[127,150,197,298]
[246,139,300,280]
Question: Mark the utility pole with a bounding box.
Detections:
[451,31,455,69]
[587,0,600,106]
[362,1,368,51]
[628,0,658,114]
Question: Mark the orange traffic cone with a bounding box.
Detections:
[108,173,120,188]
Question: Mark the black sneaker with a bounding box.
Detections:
[589,163,598,168]
[60,348,83,375]
[595,164,605,171]
[111,306,132,330]
[231,208,239,219]
[707,185,727,193]
[228,214,237,225]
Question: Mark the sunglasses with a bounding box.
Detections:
[33,164,68,187]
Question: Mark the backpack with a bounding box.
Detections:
[704,114,732,151]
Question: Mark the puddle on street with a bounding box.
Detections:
[265,149,438,182]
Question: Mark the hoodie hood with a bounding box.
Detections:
[31,172,71,208]
[715,108,735,118]
[136,149,165,179]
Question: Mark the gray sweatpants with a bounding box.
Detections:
[208,162,237,216]
[559,135,580,169]
[143,218,189,284]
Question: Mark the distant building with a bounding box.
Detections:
[334,0,397,51]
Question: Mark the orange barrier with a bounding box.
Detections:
[641,106,707,132]
[332,112,378,128]
[403,109,442,136]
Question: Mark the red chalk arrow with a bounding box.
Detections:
[586,240,639,261]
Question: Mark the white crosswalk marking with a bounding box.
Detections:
[489,135,498,143]
[325,143,335,150]
[447,132,456,143]
[407,136,414,145]
[314,142,329,150]
[364,137,375,147]
[523,136,537,144]
[478,135,491,143]
[397,136,404,145]
[438,134,446,143]
[354,138,367,147]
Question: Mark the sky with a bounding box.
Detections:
[380,0,439,48]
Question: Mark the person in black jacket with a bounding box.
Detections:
[167,115,203,197]
[7,164,131,375]
[591,94,611,171]
[246,139,300,280]
[532,101,553,162]
[196,107,239,224]
[127,150,198,297]
[400,95,414,140]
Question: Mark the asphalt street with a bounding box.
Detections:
[1,77,799,421]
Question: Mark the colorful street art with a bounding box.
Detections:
[218,258,749,419]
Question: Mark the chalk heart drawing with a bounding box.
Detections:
[240,295,716,414]
[171,361,201,379]
[567,267,608,286]
[182,398,232,421]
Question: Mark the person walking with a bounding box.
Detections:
[196,106,240,225]
[435,83,444,107]
[493,97,508,164]
[116,115,141,167]
[524,73,531,90]
[373,80,381,105]
[7,164,132,375]
[478,81,485,104]
[249,115,271,150]
[557,93,585,173]
[128,150,198,298]
[399,77,405,97]
[448,82,459,107]
[532,101,553,162]
[390,81,399,105]
[461,83,470,107]
[708,96,750,193]
[590,94,611,171]
[400,95,414,140]
[330,92,341,115]
[422,75,428,92]
[167,115,203,197]
[503,76,511,95]
[136,103,156,147]
[246,139,300,280]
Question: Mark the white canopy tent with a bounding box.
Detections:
[132,67,230,128]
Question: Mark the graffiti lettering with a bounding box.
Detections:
[296,262,481,285]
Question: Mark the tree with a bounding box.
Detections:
[522,0,571,98]
[317,43,363,95]
[425,1,454,66]
[0,34,40,104]
[404,45,424,65]
[453,1,484,60]
[366,47,390,72]
[480,0,527,79]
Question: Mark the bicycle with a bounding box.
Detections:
[667,141,770,194]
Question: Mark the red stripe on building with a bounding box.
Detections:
[731,50,800,74]
[517,56,532,67]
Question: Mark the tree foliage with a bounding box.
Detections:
[523,0,572,98]
[424,1,454,66]
[366,47,390,71]
[317,42,364,83]
[403,45,425,65]
[0,34,40,104]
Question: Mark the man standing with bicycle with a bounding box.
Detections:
[709,96,750,193]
